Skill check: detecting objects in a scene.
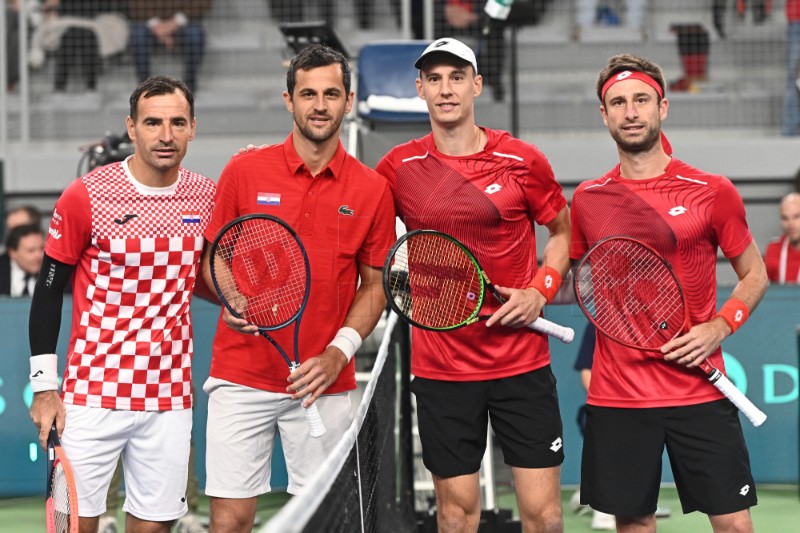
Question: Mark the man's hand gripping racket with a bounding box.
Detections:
[382,230,574,342]
[573,236,766,427]
[209,214,326,437]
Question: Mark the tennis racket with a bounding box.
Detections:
[573,236,767,427]
[383,230,574,343]
[209,214,326,438]
[46,426,78,533]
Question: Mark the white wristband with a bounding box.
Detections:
[327,327,362,363]
[30,353,59,393]
[146,16,160,28]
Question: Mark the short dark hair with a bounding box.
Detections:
[286,44,351,97]
[5,204,42,229]
[129,75,194,121]
[596,54,666,104]
[6,223,42,251]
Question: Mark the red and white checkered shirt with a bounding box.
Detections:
[45,158,216,411]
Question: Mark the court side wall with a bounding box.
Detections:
[1,286,797,496]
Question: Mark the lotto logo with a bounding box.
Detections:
[550,437,563,452]
[616,70,633,81]
[484,184,502,194]
[734,310,744,323]
[739,485,750,496]
[668,206,687,216]
[544,275,553,289]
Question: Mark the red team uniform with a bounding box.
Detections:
[45,159,216,411]
[764,234,800,284]
[205,134,396,393]
[376,128,567,381]
[570,158,753,408]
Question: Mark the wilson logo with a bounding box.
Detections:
[668,206,687,217]
[48,227,62,240]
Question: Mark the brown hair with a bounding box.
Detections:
[595,54,666,104]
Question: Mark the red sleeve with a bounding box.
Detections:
[45,179,92,265]
[375,153,401,218]
[569,186,590,260]
[204,156,241,242]
[356,182,397,268]
[524,147,567,226]
[712,177,752,259]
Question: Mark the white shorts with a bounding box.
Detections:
[203,377,354,496]
[61,404,192,521]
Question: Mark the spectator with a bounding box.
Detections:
[669,23,710,92]
[0,224,44,297]
[782,0,800,136]
[5,204,43,234]
[574,0,647,40]
[764,192,800,284]
[28,0,129,91]
[128,1,211,93]
[5,0,22,92]
[435,0,553,102]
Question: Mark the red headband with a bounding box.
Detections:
[601,70,663,101]
[601,70,672,156]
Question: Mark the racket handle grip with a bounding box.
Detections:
[707,368,767,427]
[526,317,575,344]
[304,402,327,438]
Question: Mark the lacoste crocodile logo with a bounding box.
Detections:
[338,205,355,216]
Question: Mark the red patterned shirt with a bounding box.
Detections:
[376,128,567,381]
[570,158,752,408]
[45,158,216,411]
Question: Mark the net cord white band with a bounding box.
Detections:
[260,311,399,533]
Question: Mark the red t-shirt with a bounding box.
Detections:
[46,159,216,411]
[764,234,800,284]
[570,158,752,408]
[376,128,567,381]
[205,134,396,393]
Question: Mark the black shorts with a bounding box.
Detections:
[581,399,757,516]
[411,366,564,478]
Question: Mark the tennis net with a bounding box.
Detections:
[259,311,416,533]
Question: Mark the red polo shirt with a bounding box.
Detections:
[205,134,396,393]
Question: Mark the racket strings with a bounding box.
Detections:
[577,240,685,348]
[213,219,307,327]
[389,233,483,329]
[50,461,74,532]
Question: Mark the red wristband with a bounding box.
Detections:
[715,298,749,334]
[531,266,562,304]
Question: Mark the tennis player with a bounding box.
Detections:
[570,54,768,533]
[375,38,571,533]
[200,44,396,532]
[28,76,215,533]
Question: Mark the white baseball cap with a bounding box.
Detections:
[414,37,478,74]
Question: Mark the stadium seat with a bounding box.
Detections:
[356,41,431,124]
